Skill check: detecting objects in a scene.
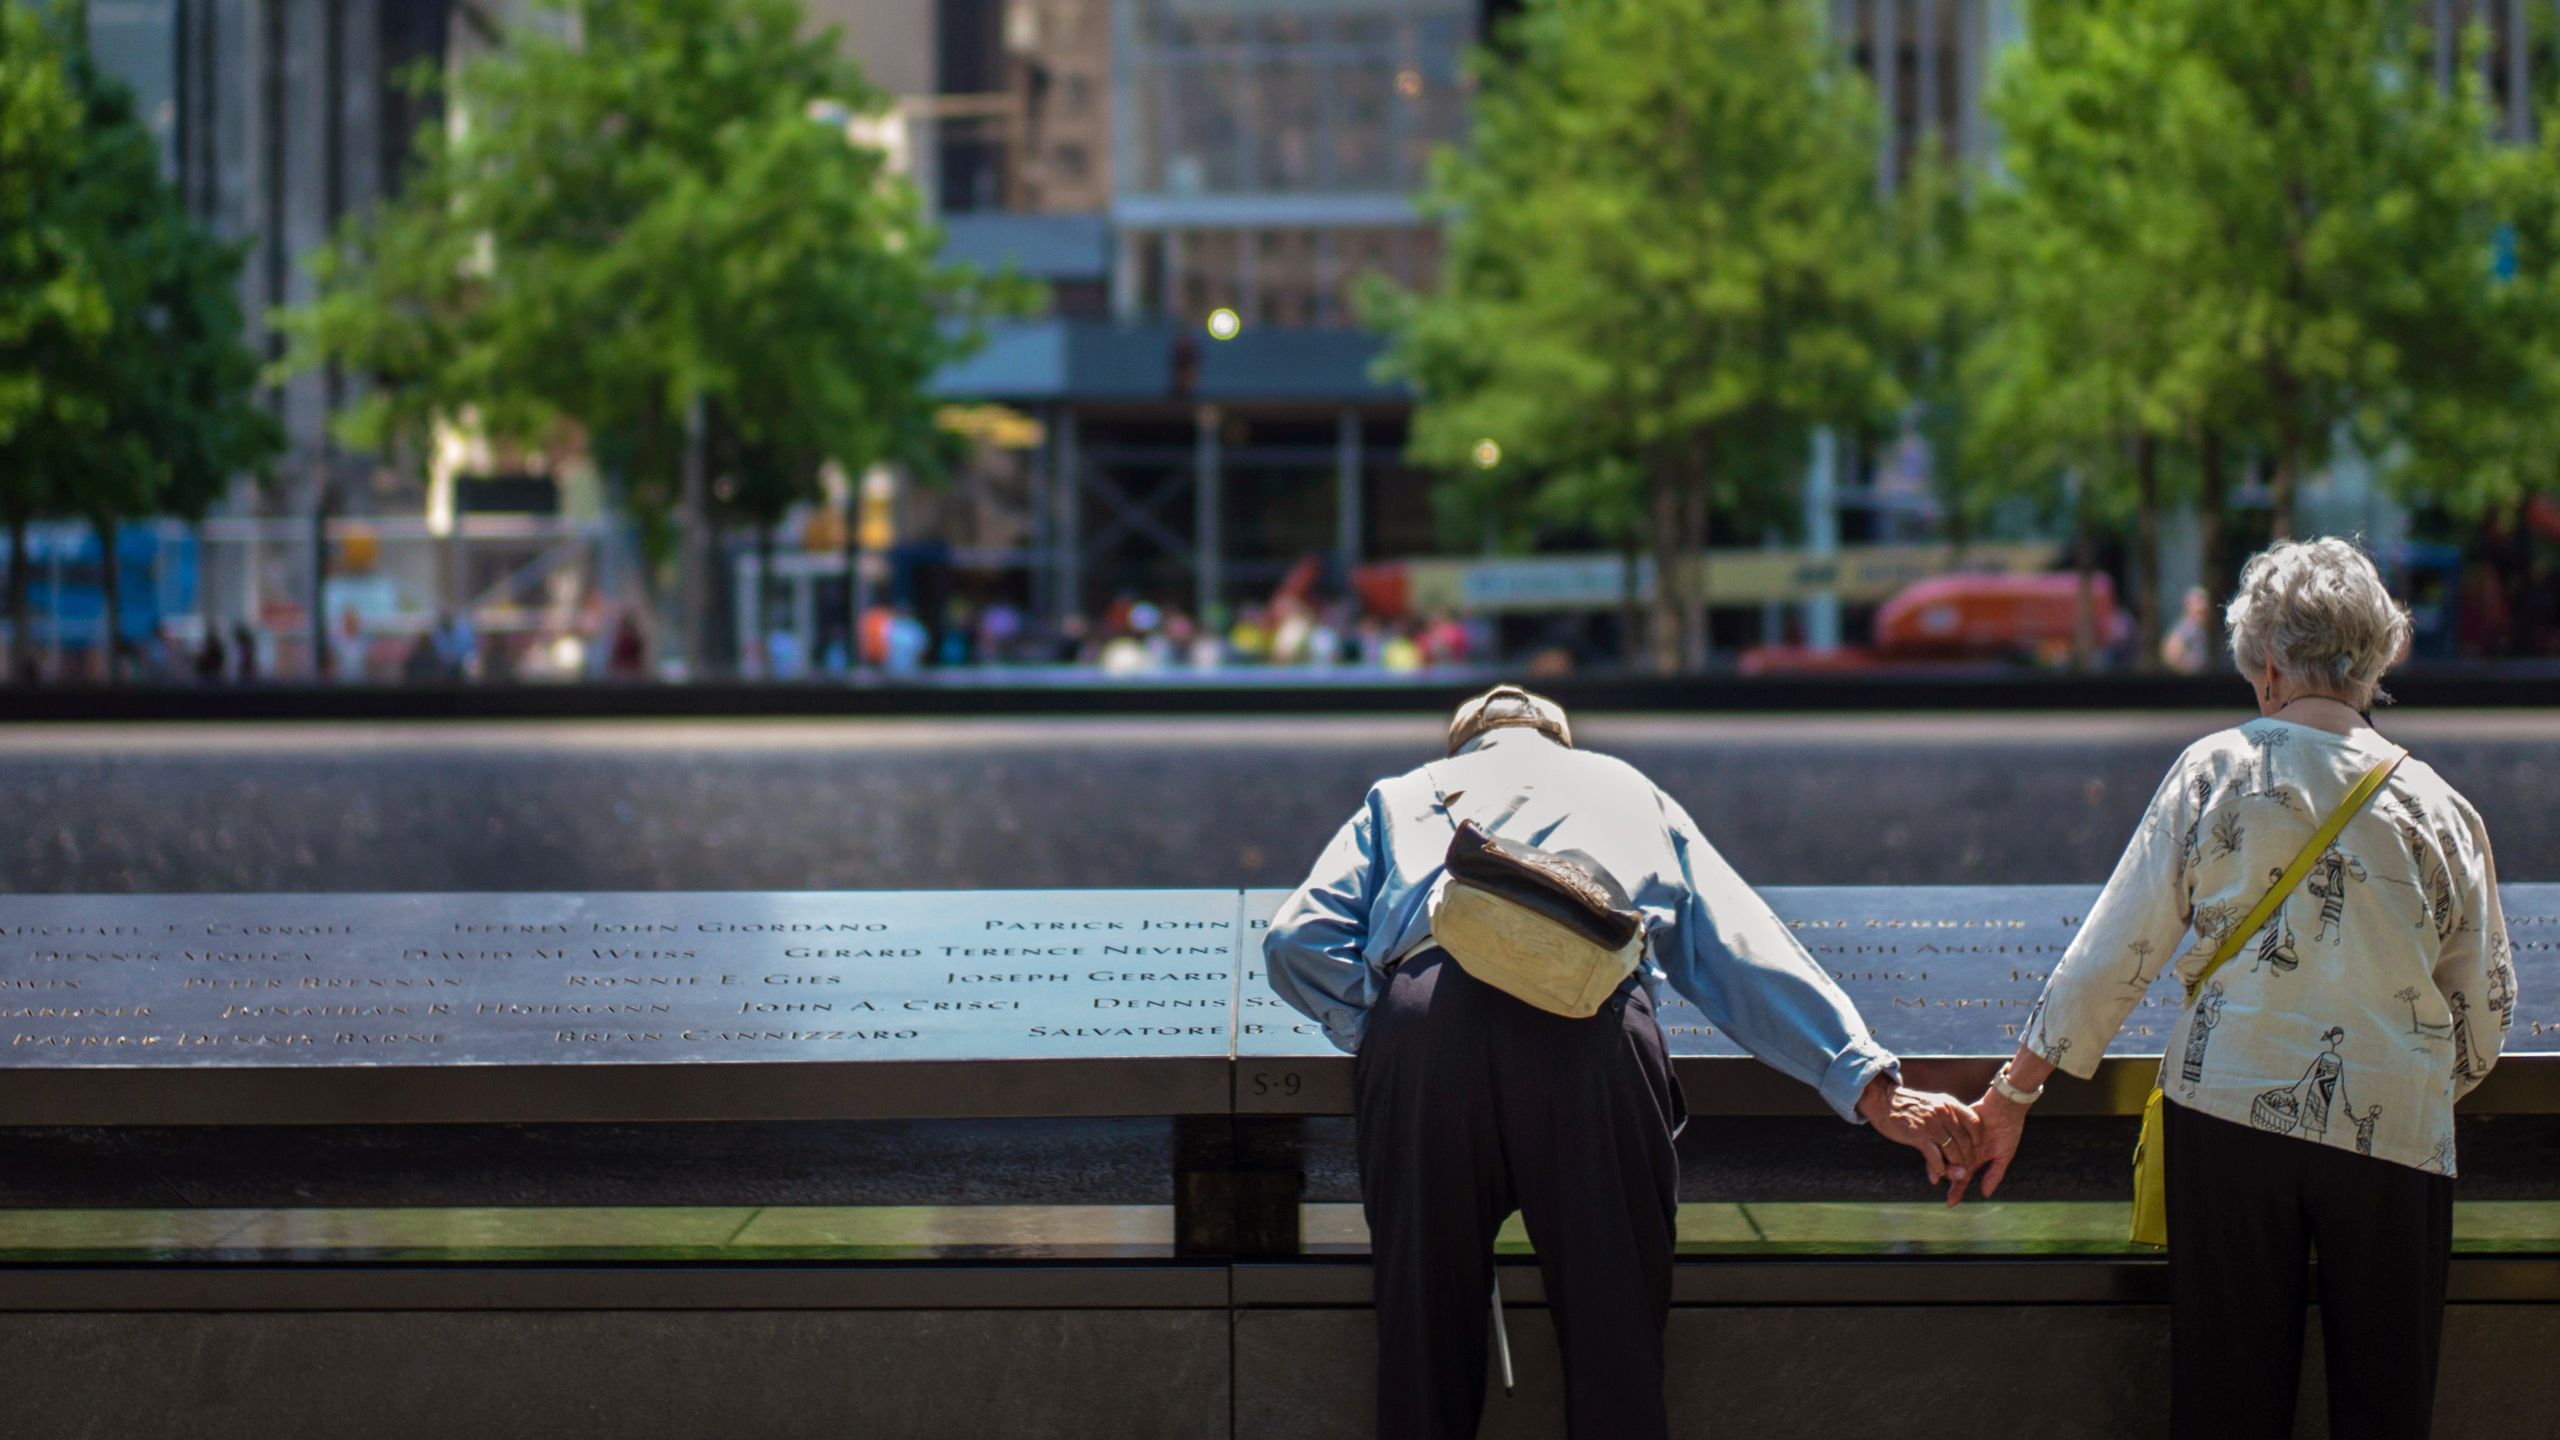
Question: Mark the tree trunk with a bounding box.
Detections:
[1681,456,1712,673]
[96,514,123,684]
[846,474,869,673]
[5,506,30,684]
[2199,427,2231,661]
[193,518,215,649]
[678,391,711,678]
[1647,465,1684,676]
[310,471,332,681]
[707,512,733,677]
[2133,433,2163,672]
[2071,475,2096,674]
[1940,434,1972,561]
[1617,538,1643,675]
[2268,447,2297,542]
[754,519,777,677]
[2265,358,2301,541]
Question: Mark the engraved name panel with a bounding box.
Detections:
[0,890,1244,1067]
[5,884,2549,1073]
[1237,884,2560,1063]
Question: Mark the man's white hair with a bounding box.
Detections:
[2224,537,2410,708]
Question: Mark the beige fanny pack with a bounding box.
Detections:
[1420,767,1647,1019]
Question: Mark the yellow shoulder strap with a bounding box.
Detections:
[2188,746,2405,1002]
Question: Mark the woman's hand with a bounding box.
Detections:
[1950,1045,2053,1204]
[1856,1078,1983,1204]
[1951,1089,2029,1205]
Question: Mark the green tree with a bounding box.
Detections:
[1962,0,2200,665]
[1376,0,1920,673]
[2152,0,2514,539]
[282,0,1025,674]
[2377,52,2560,524]
[0,2,276,680]
[1965,0,2522,664]
[63,40,278,677]
[0,1,105,677]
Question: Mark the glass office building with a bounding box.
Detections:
[1110,0,1474,325]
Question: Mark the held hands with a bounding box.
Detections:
[1856,1079,1985,1206]
[1950,1048,2055,1204]
[1952,1088,2029,1206]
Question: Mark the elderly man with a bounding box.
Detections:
[1265,686,1980,1440]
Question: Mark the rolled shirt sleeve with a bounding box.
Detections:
[2026,758,2196,1079]
[1263,796,1383,1053]
[1654,796,1900,1122]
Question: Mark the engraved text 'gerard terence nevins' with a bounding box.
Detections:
[1,887,2550,1068]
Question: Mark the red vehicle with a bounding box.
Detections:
[1742,571,2128,674]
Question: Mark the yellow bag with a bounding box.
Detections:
[1417,766,1647,1020]
[2129,1086,2171,1247]
[2129,748,2403,1247]
[1428,874,1645,1019]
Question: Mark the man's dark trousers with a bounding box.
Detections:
[1355,948,1687,1439]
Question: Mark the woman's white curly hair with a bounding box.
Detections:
[2224,537,2411,709]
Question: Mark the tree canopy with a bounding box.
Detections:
[281,0,1028,663]
[1950,0,2545,660]
[0,1,104,470]
[0,1,277,674]
[1376,0,1929,672]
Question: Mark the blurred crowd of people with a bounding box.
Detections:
[7,592,1494,687]
[839,595,1492,676]
[0,604,667,688]
[732,586,1496,680]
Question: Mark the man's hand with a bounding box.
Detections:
[1856,1078,1983,1204]
[1949,1088,2029,1205]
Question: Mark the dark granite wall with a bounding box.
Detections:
[0,1309,1232,1440]
[5,1300,2547,1439]
[1236,1304,2560,1440]
[2,713,2550,894]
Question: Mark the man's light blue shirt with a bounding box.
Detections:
[1262,728,1899,1123]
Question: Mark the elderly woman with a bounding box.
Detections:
[1965,538,2515,1439]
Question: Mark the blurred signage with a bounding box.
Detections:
[319,575,402,623]
[1450,555,1634,611]
[859,498,895,552]
[935,403,1047,451]
[1403,543,2064,614]
[458,473,561,516]
[859,466,898,551]
[335,524,380,574]
[801,506,849,552]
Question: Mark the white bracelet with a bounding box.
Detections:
[1991,1065,2045,1106]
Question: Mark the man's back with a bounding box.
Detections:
[1263,728,1689,1055]
[1267,716,1901,1121]
[1421,730,1683,897]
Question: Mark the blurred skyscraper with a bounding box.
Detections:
[793,0,1487,631]
[85,0,459,507]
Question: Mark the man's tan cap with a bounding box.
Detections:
[1447,684,1572,756]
